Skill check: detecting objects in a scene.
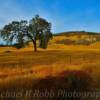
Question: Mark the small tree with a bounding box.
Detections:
[0,15,52,52]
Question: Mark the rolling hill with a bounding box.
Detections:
[54,31,100,36]
[0,31,99,100]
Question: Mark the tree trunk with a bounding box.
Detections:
[33,40,37,52]
[27,33,37,52]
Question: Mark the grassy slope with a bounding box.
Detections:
[0,34,100,96]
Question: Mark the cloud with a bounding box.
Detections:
[0,0,29,28]
[0,0,58,32]
[0,0,100,33]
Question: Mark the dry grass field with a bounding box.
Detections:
[0,34,100,100]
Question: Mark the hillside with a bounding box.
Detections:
[0,31,100,51]
[0,31,100,100]
[54,31,100,36]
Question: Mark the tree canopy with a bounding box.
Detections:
[0,15,53,51]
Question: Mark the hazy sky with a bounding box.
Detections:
[0,0,100,33]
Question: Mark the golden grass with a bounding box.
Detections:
[0,35,99,100]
